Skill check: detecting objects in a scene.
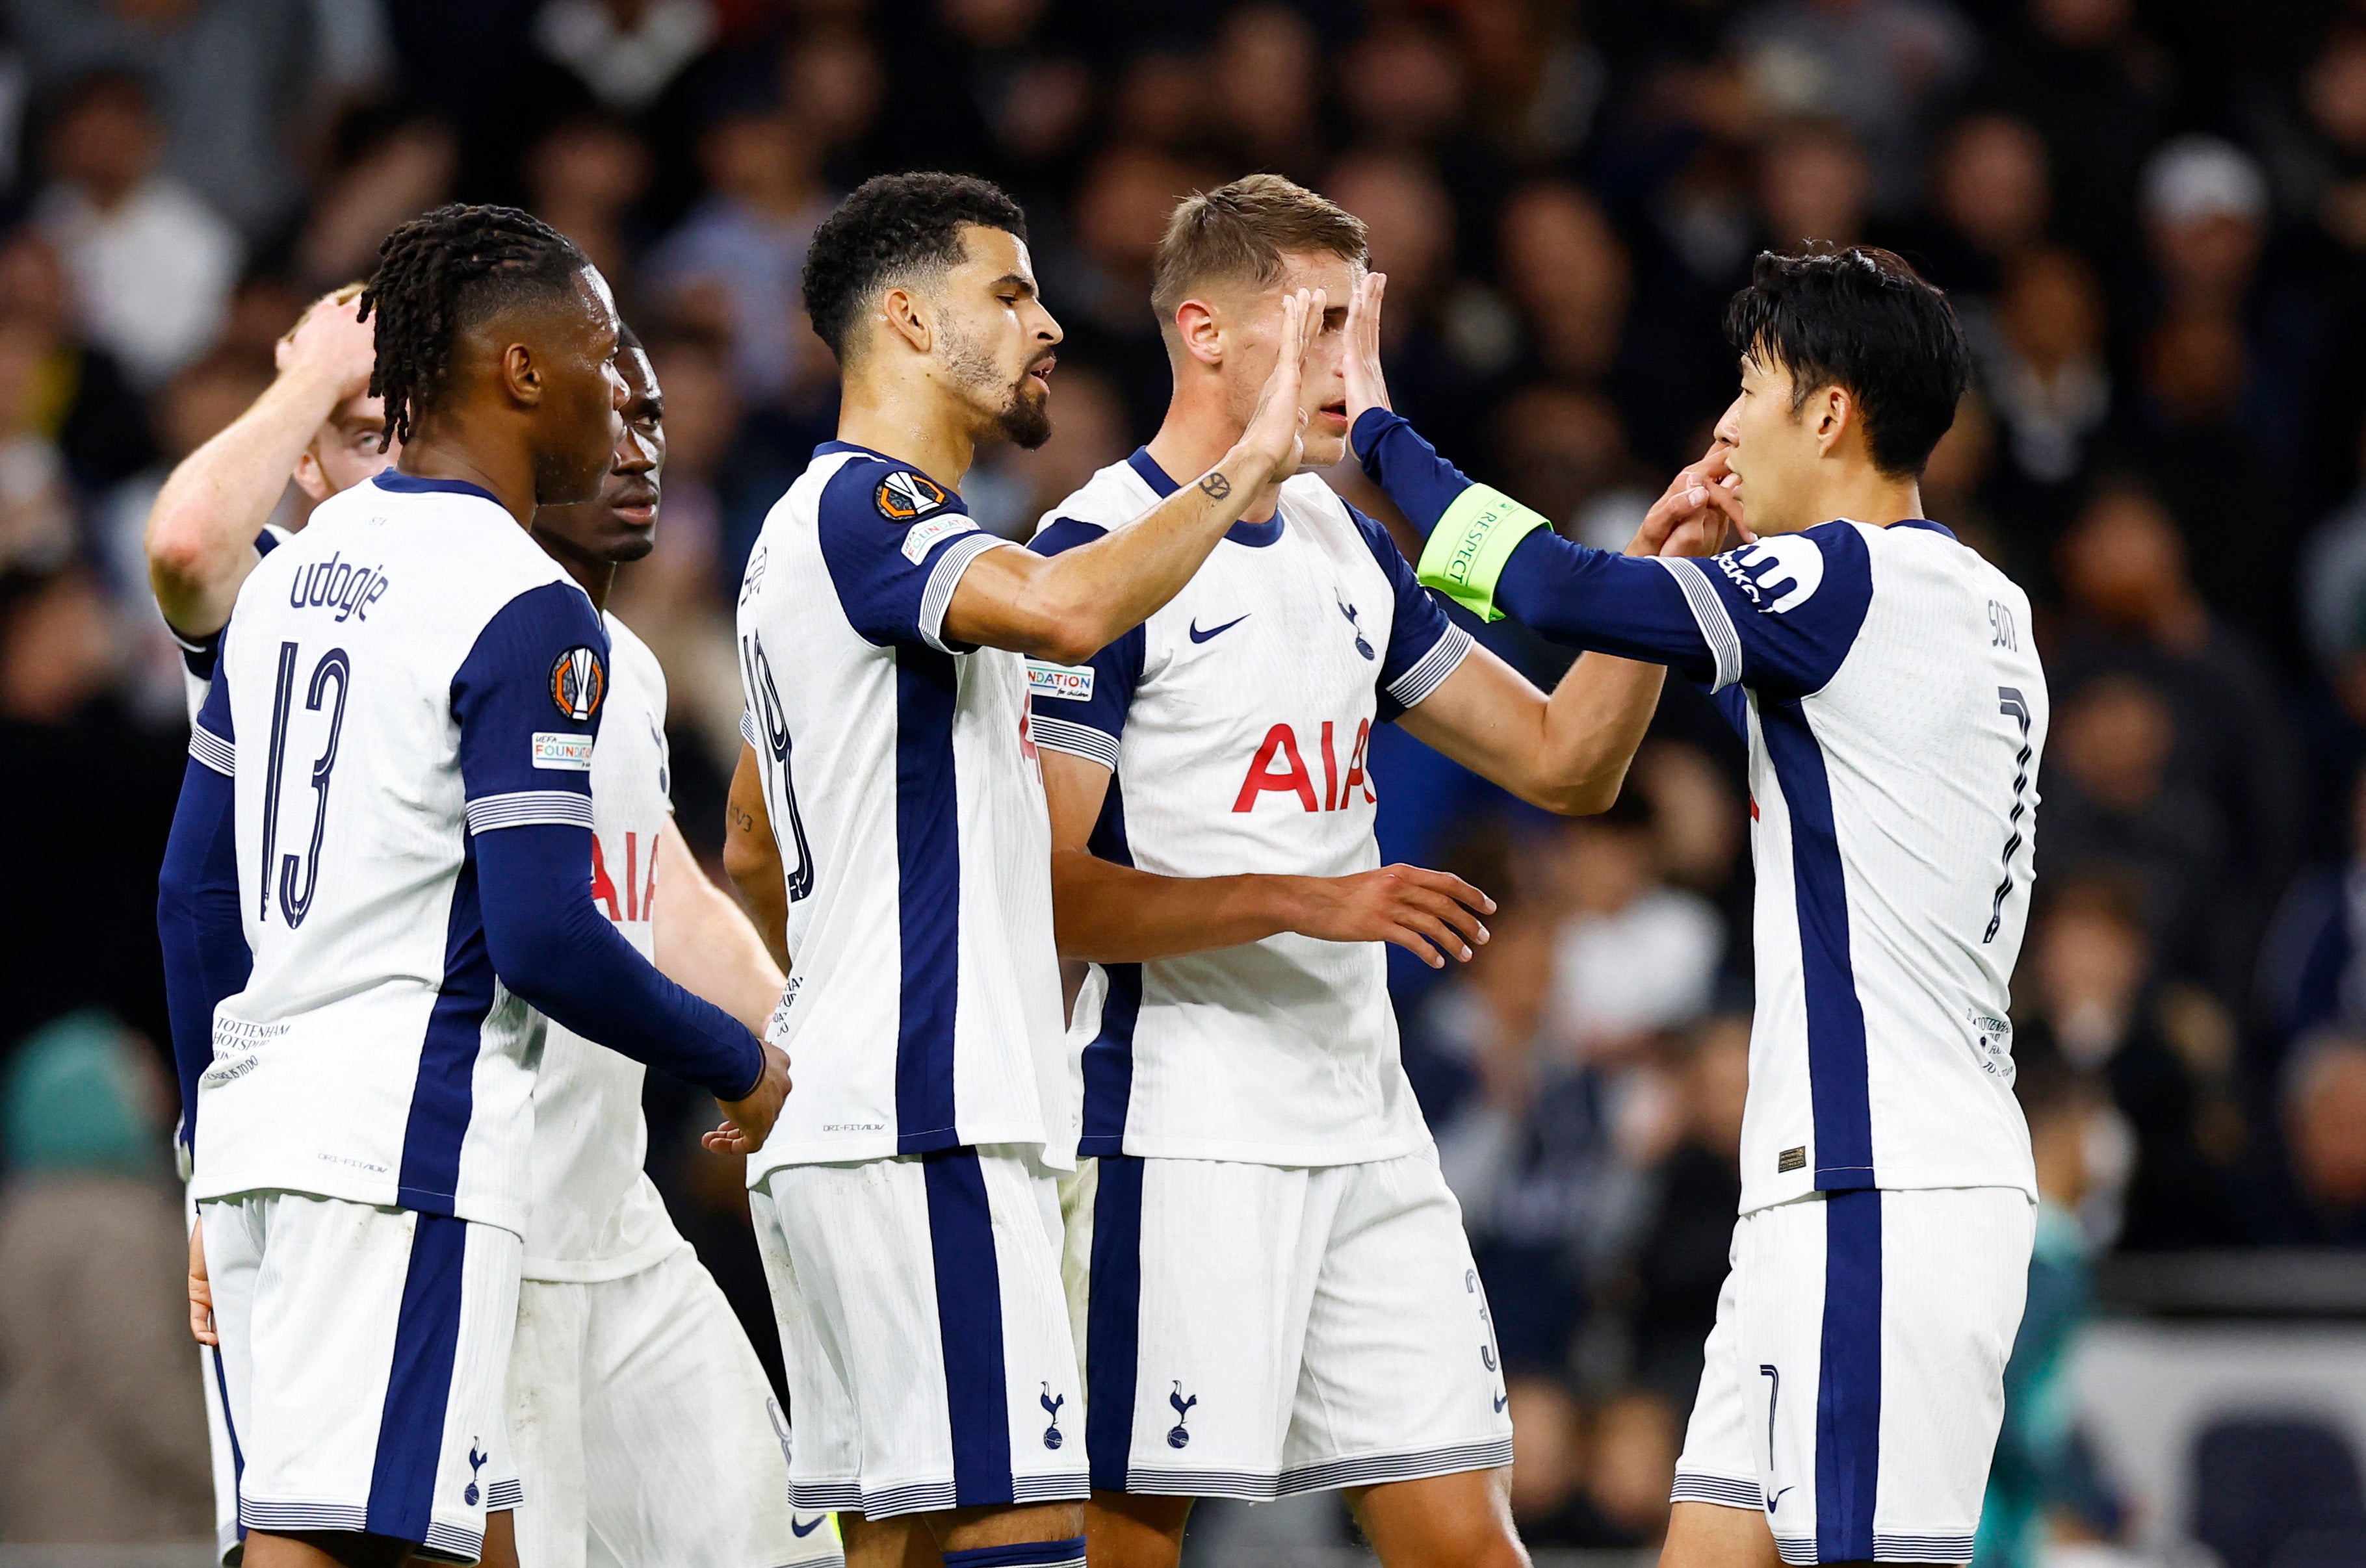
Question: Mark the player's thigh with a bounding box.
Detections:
[1285,1149,1511,1485]
[1347,1466,1527,1568]
[213,1193,521,1563]
[577,1248,818,1567]
[504,1278,590,1568]
[1083,1491,1194,1568]
[1070,1155,1317,1498]
[757,1149,1085,1518]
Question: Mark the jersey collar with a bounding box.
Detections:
[1127,446,1284,548]
[372,471,502,506]
[1889,517,1956,541]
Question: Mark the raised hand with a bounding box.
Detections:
[276,284,378,403]
[1290,863,1496,969]
[1343,271,1391,430]
[1233,287,1323,483]
[1627,442,1750,560]
[703,1039,792,1155]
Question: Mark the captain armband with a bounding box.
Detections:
[1412,485,1551,623]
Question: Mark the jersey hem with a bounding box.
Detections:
[190,1170,526,1237]
[1736,1172,2039,1215]
[519,1231,690,1284]
[747,1122,1053,1177]
[1095,1128,1433,1167]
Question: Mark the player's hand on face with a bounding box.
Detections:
[188,1216,218,1348]
[1234,287,1323,483]
[276,288,377,402]
[1342,272,1392,430]
[1626,441,1750,559]
[1294,864,1496,968]
[704,1040,792,1155]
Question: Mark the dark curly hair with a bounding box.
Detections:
[801,172,1029,363]
[358,203,591,450]
[1724,246,1970,478]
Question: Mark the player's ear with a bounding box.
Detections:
[1171,298,1223,368]
[1813,383,1851,456]
[292,444,331,504]
[501,341,543,408]
[879,284,932,356]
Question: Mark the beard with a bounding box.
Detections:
[943,318,1053,450]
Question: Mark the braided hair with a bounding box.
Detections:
[358,203,591,451]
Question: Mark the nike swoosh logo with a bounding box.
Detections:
[1493,1391,1509,1412]
[1188,614,1249,643]
[791,1515,827,1537]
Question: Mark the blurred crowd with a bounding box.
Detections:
[6,0,2366,1550]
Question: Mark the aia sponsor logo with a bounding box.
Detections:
[1232,718,1376,813]
[589,829,658,923]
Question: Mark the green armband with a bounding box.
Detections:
[1414,484,1551,622]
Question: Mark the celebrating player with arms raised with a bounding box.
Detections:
[1022,174,1731,1568]
[725,171,1320,1568]
[159,204,788,1568]
[1350,247,2046,1568]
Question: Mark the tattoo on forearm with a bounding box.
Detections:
[729,803,756,835]
[1199,471,1232,500]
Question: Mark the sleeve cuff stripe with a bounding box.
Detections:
[188,726,235,776]
[465,791,595,833]
[919,534,1010,653]
[1030,713,1120,768]
[1386,624,1475,709]
[1658,557,1743,691]
[740,708,757,747]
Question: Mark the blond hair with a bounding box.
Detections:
[1149,174,1368,335]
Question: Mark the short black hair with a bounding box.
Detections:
[358,203,591,450]
[1724,246,1970,478]
[801,172,1029,363]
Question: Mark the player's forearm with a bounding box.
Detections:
[156,759,250,1145]
[948,443,1279,664]
[146,365,345,635]
[723,745,791,971]
[1051,849,1310,964]
[1537,653,1667,814]
[477,824,764,1098]
[654,821,785,1035]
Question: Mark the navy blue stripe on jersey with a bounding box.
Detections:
[372,471,502,506]
[1343,501,1466,720]
[1815,1190,1882,1564]
[1672,524,1875,698]
[398,838,493,1213]
[1078,778,1141,1157]
[365,1211,467,1544]
[452,582,604,810]
[1126,447,1281,547]
[1758,698,1874,1189]
[816,444,1002,652]
[924,1149,1015,1505]
[1084,1153,1146,1492]
[1026,518,1141,763]
[895,647,963,1150]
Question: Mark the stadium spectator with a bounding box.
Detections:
[1755,116,1875,251]
[0,1009,210,1542]
[1975,247,2112,519]
[1624,1015,1750,1402]
[1915,110,2053,298]
[1505,1376,1647,1549]
[1544,791,1723,1064]
[522,114,654,292]
[2273,1031,2366,1244]
[31,70,239,390]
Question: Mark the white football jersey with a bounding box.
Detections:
[734,441,1071,1177]
[187,472,610,1235]
[1027,452,1472,1166]
[519,614,689,1282]
[1360,403,2046,1211]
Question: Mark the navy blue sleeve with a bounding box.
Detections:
[1344,501,1473,722]
[817,455,1008,652]
[1351,407,1469,541]
[159,658,248,1150]
[1022,517,1140,769]
[452,582,604,833]
[476,824,764,1099]
[1649,523,1876,697]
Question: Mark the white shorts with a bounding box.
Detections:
[749,1148,1089,1519]
[507,1245,842,1568]
[200,1191,524,1563]
[1672,1187,2035,1565]
[1063,1147,1513,1500]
